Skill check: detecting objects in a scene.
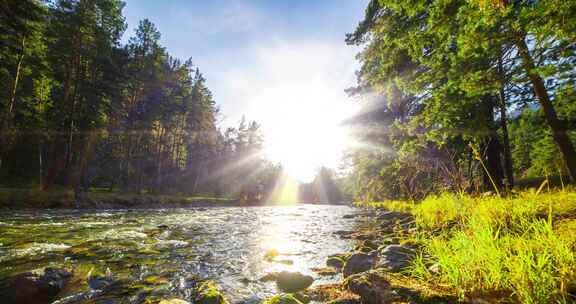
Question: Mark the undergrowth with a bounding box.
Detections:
[365,189,576,303]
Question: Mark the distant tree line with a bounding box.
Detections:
[0,0,277,201]
[346,0,576,201]
[299,167,346,204]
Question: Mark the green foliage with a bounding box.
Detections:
[347,0,576,200]
[0,1,275,201]
[404,190,576,302]
[510,105,576,179]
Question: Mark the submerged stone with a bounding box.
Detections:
[275,271,314,293]
[88,275,112,290]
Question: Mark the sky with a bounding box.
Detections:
[121,0,369,181]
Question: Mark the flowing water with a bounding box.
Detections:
[0,205,360,303]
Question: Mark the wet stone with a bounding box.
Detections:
[159,299,190,304]
[376,245,415,272]
[273,271,314,293]
[1,267,72,304]
[310,266,338,276]
[194,280,229,304]
[262,294,303,304]
[343,253,374,278]
[326,253,351,270]
[344,270,396,304]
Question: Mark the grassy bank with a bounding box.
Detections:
[0,187,233,209]
[363,189,576,303]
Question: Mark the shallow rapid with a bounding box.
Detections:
[0,205,360,303]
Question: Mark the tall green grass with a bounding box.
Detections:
[379,190,576,303]
[426,191,574,302]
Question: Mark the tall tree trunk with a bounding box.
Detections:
[0,37,26,171]
[515,33,576,180]
[497,52,514,188]
[480,96,504,192]
[484,135,504,192]
[498,95,514,188]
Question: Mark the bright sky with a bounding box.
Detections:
[122,0,368,181]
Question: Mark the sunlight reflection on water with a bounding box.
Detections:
[0,205,360,303]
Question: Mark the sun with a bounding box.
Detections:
[252,84,357,182]
[264,123,351,182]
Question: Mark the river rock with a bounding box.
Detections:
[310,266,337,276]
[276,271,314,292]
[354,240,379,253]
[159,299,190,304]
[2,268,72,304]
[194,280,229,304]
[326,253,351,270]
[326,299,361,304]
[377,211,412,222]
[262,294,303,304]
[376,245,415,272]
[333,230,355,239]
[343,253,374,278]
[88,275,113,290]
[343,270,395,304]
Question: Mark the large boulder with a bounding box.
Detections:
[342,253,374,278]
[375,245,415,272]
[262,294,303,304]
[194,281,229,304]
[1,268,72,304]
[343,270,396,304]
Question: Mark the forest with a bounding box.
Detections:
[1,1,576,304]
[344,0,576,201]
[0,0,288,203]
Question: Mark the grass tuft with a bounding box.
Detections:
[366,189,576,303]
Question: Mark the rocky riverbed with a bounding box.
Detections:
[0,206,458,303]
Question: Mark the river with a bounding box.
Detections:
[0,205,360,303]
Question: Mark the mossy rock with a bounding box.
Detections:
[326,253,351,270]
[262,294,303,304]
[194,281,229,304]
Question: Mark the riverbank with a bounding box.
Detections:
[293,188,576,303]
[0,188,237,209]
[2,189,574,303]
